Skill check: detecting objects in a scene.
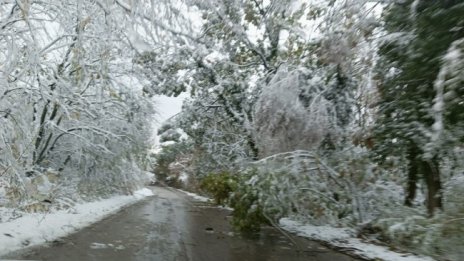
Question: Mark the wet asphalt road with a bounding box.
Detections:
[4,187,359,261]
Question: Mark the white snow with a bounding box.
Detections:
[279,218,436,261]
[178,172,189,183]
[176,189,211,203]
[127,27,152,52]
[133,188,155,198]
[89,242,110,249]
[0,188,154,257]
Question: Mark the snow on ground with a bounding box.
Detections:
[0,188,154,257]
[279,218,436,261]
[176,189,211,203]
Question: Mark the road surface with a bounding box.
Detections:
[4,187,359,261]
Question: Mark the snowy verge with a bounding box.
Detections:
[279,218,435,261]
[175,189,211,203]
[0,188,154,257]
[175,189,235,211]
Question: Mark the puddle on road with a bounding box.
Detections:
[183,201,357,261]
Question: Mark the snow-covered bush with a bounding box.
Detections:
[443,175,464,216]
[366,173,464,260]
[375,208,464,261]
[423,216,464,261]
[240,150,357,226]
[235,148,425,230]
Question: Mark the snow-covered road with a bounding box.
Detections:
[3,186,358,261]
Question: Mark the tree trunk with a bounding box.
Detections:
[405,161,418,207]
[405,146,418,207]
[247,135,259,160]
[420,157,443,216]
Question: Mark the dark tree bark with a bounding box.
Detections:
[420,157,443,216]
[404,144,442,215]
[405,145,418,207]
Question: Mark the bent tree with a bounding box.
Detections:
[0,0,188,203]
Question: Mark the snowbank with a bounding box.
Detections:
[0,188,153,257]
[279,218,435,261]
[176,189,211,203]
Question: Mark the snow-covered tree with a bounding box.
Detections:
[145,0,314,170]
[0,0,188,206]
[253,66,329,157]
[374,0,464,215]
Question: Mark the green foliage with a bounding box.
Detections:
[199,170,269,232]
[199,172,238,205]
[228,169,270,233]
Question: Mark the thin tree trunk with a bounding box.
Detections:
[405,146,418,207]
[420,157,443,216]
[247,135,259,160]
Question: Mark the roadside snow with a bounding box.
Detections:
[176,189,211,202]
[133,188,155,198]
[0,188,154,257]
[279,218,436,261]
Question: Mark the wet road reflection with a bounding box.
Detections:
[4,187,359,261]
